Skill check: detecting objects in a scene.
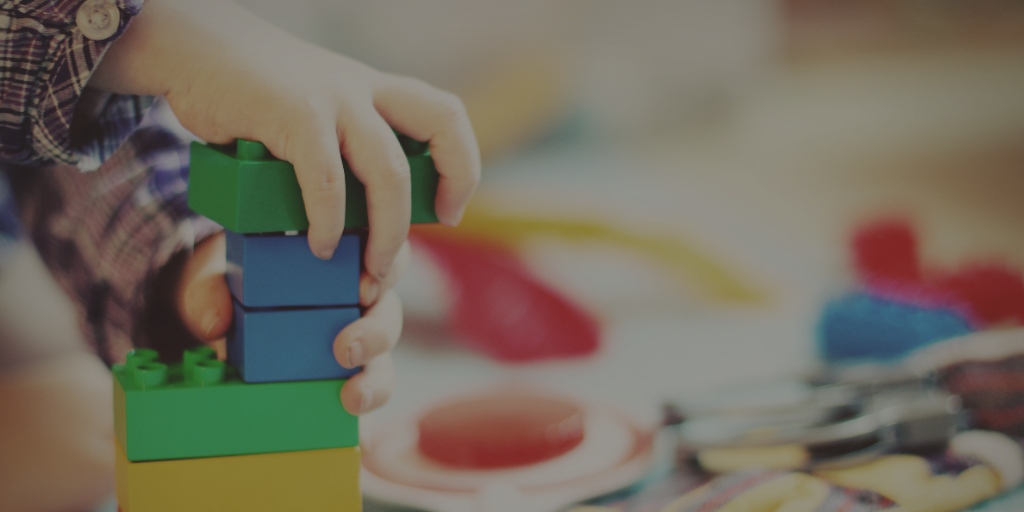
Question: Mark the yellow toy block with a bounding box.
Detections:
[116,443,361,512]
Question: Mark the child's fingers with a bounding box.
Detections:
[282,116,348,260]
[360,240,411,307]
[334,289,403,370]
[339,352,396,415]
[176,232,234,343]
[338,108,411,280]
[374,76,481,227]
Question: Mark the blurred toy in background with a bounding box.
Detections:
[363,206,764,510]
[578,343,1024,512]
[416,391,586,468]
[577,420,1017,512]
[361,387,656,512]
[674,370,967,474]
[565,215,1024,511]
[439,205,765,305]
[851,219,1024,328]
[912,328,1024,439]
[819,217,1024,362]
[819,292,973,361]
[409,230,600,362]
[402,204,765,363]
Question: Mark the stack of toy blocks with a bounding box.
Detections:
[114,135,439,511]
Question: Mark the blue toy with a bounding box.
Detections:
[818,291,974,362]
[225,230,361,308]
[228,300,362,383]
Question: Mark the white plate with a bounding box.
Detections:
[361,401,655,512]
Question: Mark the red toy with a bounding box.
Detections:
[417,392,585,469]
[852,218,1024,328]
[411,232,600,362]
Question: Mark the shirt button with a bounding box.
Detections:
[76,0,121,41]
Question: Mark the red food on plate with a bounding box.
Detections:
[417,392,585,469]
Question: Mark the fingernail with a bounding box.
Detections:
[376,256,394,282]
[211,339,227,361]
[201,311,220,338]
[347,341,365,368]
[360,386,375,413]
[318,249,334,260]
[445,207,467,227]
[361,279,380,306]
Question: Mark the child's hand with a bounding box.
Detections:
[176,232,409,415]
[91,0,480,288]
[88,0,476,415]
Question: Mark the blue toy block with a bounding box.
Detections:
[225,230,361,307]
[228,301,362,383]
[818,291,974,362]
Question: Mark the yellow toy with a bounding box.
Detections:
[115,443,361,512]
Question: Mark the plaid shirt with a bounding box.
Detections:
[9,102,221,365]
[1,1,220,364]
[1,0,149,169]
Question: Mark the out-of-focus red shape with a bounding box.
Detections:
[417,392,586,469]
[934,263,1024,327]
[850,217,1024,328]
[852,218,922,284]
[410,231,600,362]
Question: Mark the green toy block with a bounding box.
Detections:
[188,134,440,233]
[113,347,358,462]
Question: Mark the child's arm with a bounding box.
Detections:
[0,243,116,512]
[89,0,481,282]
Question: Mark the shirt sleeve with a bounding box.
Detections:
[9,101,221,365]
[0,0,150,170]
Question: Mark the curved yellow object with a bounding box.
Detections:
[816,455,1001,512]
[418,204,766,304]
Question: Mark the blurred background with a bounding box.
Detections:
[233,0,1024,507]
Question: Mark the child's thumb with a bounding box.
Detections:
[177,232,234,344]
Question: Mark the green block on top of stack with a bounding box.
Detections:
[187,134,439,233]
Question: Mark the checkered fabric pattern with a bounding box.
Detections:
[0,0,148,169]
[10,102,221,364]
[0,2,223,364]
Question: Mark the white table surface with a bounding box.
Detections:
[368,44,1024,511]
[97,44,1024,512]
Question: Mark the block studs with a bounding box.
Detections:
[132,362,168,390]
[126,348,159,368]
[236,140,271,160]
[189,360,226,387]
